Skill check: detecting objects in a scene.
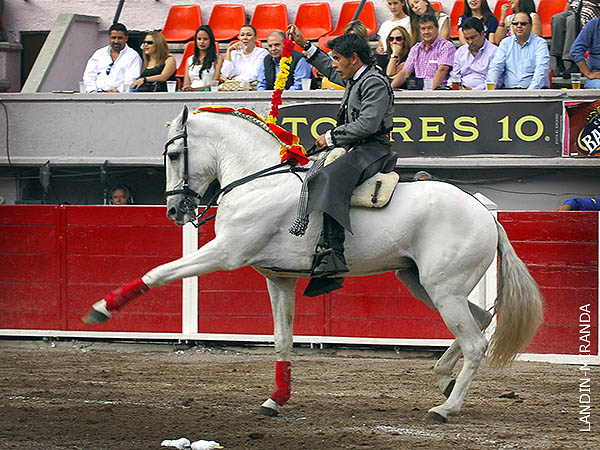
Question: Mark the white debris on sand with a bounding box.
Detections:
[161,437,223,449]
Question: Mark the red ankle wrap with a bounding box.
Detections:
[104,278,149,311]
[270,361,292,406]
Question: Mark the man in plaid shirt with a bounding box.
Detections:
[391,13,456,90]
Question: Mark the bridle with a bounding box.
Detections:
[163,125,203,219]
[163,120,317,228]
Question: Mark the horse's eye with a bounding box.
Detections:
[168,152,180,161]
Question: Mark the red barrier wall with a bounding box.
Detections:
[0,206,597,358]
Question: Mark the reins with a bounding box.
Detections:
[164,128,319,228]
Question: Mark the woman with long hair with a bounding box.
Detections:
[458,0,498,45]
[376,0,411,55]
[408,0,450,45]
[221,24,268,83]
[130,31,176,91]
[493,0,541,45]
[385,26,412,78]
[182,25,224,91]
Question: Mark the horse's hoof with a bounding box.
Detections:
[426,411,448,423]
[443,379,456,398]
[82,300,111,324]
[259,406,278,417]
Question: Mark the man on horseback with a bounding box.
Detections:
[287,28,397,295]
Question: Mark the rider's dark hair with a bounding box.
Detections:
[109,23,128,35]
[327,33,373,65]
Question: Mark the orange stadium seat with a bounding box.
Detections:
[323,1,378,40]
[251,4,289,41]
[493,0,512,21]
[161,5,202,42]
[294,3,333,40]
[450,0,465,39]
[538,0,567,38]
[430,1,443,12]
[208,4,246,42]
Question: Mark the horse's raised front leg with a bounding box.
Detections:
[258,275,297,417]
[83,239,230,323]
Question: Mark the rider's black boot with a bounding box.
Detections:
[310,214,349,278]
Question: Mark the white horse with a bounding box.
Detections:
[84,106,543,423]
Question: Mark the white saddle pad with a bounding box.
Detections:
[324,148,399,208]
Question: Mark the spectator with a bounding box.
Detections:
[451,17,497,90]
[110,185,133,205]
[571,17,600,88]
[486,12,550,89]
[391,14,456,90]
[559,197,600,210]
[221,24,268,83]
[182,25,224,91]
[83,23,142,93]
[376,0,411,54]
[581,1,600,26]
[493,0,541,45]
[458,0,498,45]
[408,0,450,45]
[385,26,413,78]
[129,32,176,92]
[551,1,582,78]
[413,170,433,180]
[257,31,311,91]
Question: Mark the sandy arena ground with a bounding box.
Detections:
[0,340,597,449]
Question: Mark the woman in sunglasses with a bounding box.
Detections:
[493,0,541,45]
[182,25,223,91]
[376,1,411,55]
[385,26,412,78]
[130,31,176,91]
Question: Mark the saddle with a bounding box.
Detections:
[323,148,399,208]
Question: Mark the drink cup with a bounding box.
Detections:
[301,78,311,91]
[79,81,86,93]
[121,82,130,93]
[451,81,460,90]
[571,73,582,89]
[167,80,177,93]
[210,80,219,92]
[423,78,433,90]
[486,80,495,90]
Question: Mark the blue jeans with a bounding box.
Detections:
[584,78,600,88]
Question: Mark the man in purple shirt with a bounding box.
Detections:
[451,17,497,90]
[391,13,456,90]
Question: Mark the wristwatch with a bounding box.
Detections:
[390,55,399,59]
[303,41,312,51]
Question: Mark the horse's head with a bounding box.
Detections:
[164,106,215,225]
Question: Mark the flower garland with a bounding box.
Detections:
[267,38,295,124]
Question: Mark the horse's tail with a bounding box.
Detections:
[487,222,544,368]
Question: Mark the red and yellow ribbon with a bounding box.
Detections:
[267,39,295,124]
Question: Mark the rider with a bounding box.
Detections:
[286,28,397,295]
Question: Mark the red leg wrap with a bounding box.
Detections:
[270,361,292,406]
[104,278,149,311]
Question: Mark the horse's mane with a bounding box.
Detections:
[196,107,287,147]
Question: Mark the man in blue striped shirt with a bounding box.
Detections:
[570,17,600,88]
[486,12,550,89]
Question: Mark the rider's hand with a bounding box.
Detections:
[316,133,327,148]
[287,25,307,49]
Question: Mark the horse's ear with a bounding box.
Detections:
[182,105,188,126]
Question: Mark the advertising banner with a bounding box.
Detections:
[566,99,600,157]
[279,101,563,157]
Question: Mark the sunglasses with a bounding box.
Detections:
[389,36,405,42]
[512,21,530,27]
[143,40,154,45]
[106,62,114,75]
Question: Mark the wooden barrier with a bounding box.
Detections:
[0,206,597,363]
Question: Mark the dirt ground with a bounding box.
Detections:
[0,340,597,450]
